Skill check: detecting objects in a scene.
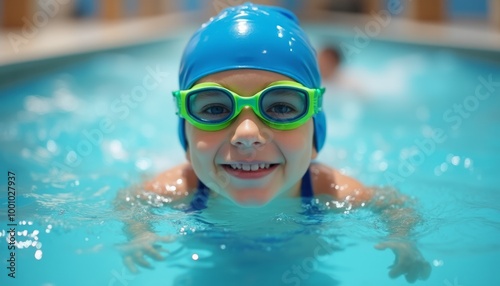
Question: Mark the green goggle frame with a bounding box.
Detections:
[172,80,324,131]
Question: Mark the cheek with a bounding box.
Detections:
[274,121,314,152]
[185,124,226,155]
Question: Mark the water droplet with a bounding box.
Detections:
[378,161,388,171]
[432,259,444,267]
[47,140,58,153]
[464,158,472,169]
[35,250,43,260]
[440,163,448,172]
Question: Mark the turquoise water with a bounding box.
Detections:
[1,30,500,286]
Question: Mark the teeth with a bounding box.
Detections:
[229,163,271,171]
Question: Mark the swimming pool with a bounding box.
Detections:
[1,26,499,286]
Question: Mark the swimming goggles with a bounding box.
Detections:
[172,81,324,131]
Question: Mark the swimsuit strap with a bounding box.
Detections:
[300,167,318,211]
[300,166,328,218]
[300,168,314,198]
[188,180,211,211]
[189,168,315,211]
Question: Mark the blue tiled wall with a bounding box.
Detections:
[448,0,488,17]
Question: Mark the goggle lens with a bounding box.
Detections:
[187,87,307,124]
[260,87,307,122]
[188,89,235,123]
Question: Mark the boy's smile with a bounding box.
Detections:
[185,69,317,206]
[220,162,279,179]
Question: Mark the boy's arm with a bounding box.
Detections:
[311,163,431,283]
[310,163,371,205]
[142,162,198,199]
[311,163,419,236]
[367,187,431,283]
[114,162,196,237]
[114,186,165,273]
[114,162,197,273]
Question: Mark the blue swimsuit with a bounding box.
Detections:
[189,169,314,211]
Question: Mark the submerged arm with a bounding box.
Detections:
[114,186,173,273]
[113,163,196,273]
[367,187,432,283]
[313,165,431,283]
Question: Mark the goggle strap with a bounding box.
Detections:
[315,88,325,113]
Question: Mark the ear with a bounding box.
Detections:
[185,148,191,163]
[183,120,192,163]
[311,147,318,160]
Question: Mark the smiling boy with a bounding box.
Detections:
[117,3,431,283]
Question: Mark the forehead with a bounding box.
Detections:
[196,69,295,95]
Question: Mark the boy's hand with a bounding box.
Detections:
[117,232,175,273]
[375,240,431,283]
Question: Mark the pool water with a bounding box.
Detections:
[1,29,499,286]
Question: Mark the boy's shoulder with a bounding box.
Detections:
[310,162,372,204]
[143,162,198,199]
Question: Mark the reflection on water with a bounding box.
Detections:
[170,209,343,285]
[0,36,499,285]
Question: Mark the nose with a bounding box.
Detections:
[230,108,269,149]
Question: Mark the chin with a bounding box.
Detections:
[233,199,270,208]
[228,190,276,207]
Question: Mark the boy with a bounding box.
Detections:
[117,3,431,283]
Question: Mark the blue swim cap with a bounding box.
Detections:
[177,2,326,152]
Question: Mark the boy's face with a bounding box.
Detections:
[185,70,317,206]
